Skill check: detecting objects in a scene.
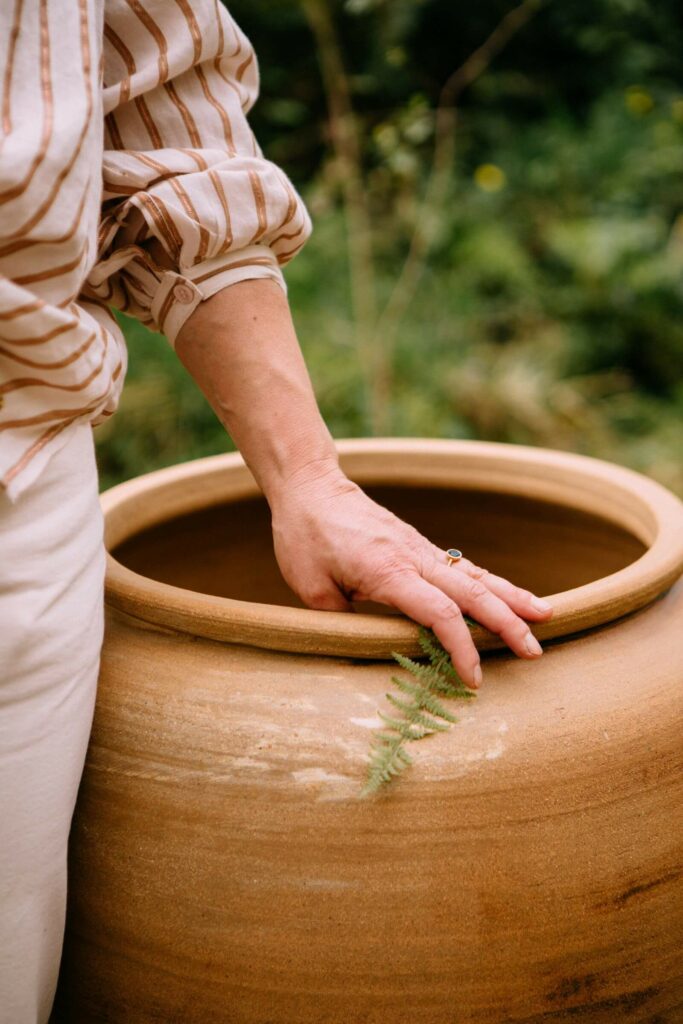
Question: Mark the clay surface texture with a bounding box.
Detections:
[55,441,683,1023]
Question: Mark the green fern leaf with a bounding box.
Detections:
[362,734,414,796]
[361,628,478,795]
[392,674,436,703]
[387,686,458,725]
[378,712,436,740]
[385,693,452,731]
[418,631,462,676]
[392,652,448,688]
[415,635,477,698]
[431,676,476,700]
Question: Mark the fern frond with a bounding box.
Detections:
[416,628,445,661]
[378,712,431,740]
[388,683,458,724]
[362,628,479,795]
[431,677,476,700]
[392,652,448,688]
[391,653,474,702]
[391,674,427,699]
[386,693,452,730]
[392,672,463,708]
[418,629,469,681]
[416,631,477,698]
[362,735,413,796]
[378,712,451,740]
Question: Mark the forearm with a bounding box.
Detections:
[174,279,341,504]
[173,275,551,685]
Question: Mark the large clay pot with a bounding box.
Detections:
[55,440,683,1024]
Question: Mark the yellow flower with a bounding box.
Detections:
[625,87,654,116]
[474,163,506,192]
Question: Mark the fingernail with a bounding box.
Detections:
[472,664,482,688]
[531,596,552,614]
[525,632,543,657]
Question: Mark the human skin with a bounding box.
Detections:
[173,278,553,689]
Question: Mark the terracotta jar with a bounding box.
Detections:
[55,440,683,1024]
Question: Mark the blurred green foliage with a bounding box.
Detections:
[96,0,683,494]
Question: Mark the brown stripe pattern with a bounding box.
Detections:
[1,0,311,502]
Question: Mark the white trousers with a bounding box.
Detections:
[0,424,104,1024]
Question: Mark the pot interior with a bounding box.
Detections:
[112,485,646,612]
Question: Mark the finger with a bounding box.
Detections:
[372,570,481,688]
[431,548,553,621]
[428,562,543,660]
[300,581,354,613]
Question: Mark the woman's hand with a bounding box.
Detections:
[268,459,554,690]
[173,278,553,687]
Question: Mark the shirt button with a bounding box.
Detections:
[173,284,195,305]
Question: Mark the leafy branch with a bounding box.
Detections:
[361,627,476,796]
[301,0,542,434]
[374,0,543,360]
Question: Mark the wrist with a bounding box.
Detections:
[262,447,350,511]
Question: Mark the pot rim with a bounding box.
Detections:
[101,438,683,659]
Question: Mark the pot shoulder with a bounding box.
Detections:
[96,579,682,807]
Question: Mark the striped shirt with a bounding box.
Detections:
[0,0,312,501]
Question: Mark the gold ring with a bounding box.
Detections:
[446,548,463,566]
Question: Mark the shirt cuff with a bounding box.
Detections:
[149,245,287,348]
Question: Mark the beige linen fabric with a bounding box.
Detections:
[0,423,104,1024]
[0,0,311,502]
[0,3,312,1021]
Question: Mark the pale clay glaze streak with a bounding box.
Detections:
[101,439,683,659]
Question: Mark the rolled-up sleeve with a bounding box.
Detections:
[86,0,312,347]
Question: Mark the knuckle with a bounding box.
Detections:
[405,524,427,549]
[463,579,489,602]
[433,598,463,625]
[301,586,333,609]
[419,546,442,577]
[372,558,414,589]
[502,614,527,638]
[469,564,488,581]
